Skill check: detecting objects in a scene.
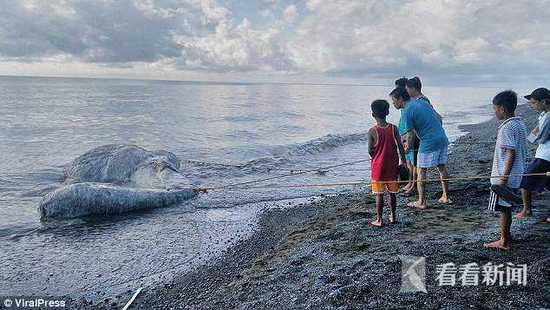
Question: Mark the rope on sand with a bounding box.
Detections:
[199,172,550,192]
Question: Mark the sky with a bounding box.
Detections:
[1,0,549,84]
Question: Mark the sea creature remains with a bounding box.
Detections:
[39,144,196,220]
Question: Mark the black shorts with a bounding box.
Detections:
[488,188,520,212]
[520,158,550,193]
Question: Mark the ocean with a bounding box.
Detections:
[0,76,520,299]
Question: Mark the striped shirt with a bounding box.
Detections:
[490,117,527,189]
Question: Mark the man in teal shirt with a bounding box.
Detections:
[397,99,419,196]
[390,87,452,209]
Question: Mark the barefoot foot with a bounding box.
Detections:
[483,240,511,251]
[438,196,453,204]
[407,201,426,209]
[515,211,532,219]
[370,219,383,227]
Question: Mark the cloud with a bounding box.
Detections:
[288,0,550,75]
[283,5,298,23]
[0,0,549,78]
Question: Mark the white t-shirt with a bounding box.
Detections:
[491,117,528,189]
[535,112,550,161]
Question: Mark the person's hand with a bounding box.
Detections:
[403,141,409,152]
[500,176,509,186]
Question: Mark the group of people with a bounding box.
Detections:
[487,88,550,250]
[366,76,549,251]
[367,76,452,227]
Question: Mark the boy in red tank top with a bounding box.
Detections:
[368,100,407,227]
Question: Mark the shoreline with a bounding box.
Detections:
[90,105,549,309]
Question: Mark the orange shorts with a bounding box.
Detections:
[371,181,399,194]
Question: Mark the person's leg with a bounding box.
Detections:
[436,165,452,204]
[502,208,512,247]
[404,161,414,191]
[484,208,512,250]
[408,167,427,209]
[404,166,417,195]
[371,193,384,227]
[417,167,426,206]
[389,193,397,223]
[411,146,419,193]
[516,189,532,219]
[411,165,417,192]
[516,159,549,219]
[403,151,416,194]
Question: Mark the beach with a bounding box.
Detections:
[2,77,507,302]
[3,2,550,308]
[84,104,550,309]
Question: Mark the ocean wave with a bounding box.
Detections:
[271,132,369,157]
[182,131,368,178]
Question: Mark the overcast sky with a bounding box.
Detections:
[1,0,549,83]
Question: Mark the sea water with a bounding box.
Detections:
[0,76,520,299]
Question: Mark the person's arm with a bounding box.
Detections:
[368,128,377,158]
[401,136,409,152]
[402,104,416,151]
[500,148,516,186]
[499,125,520,185]
[406,130,416,152]
[420,97,443,123]
[393,125,407,165]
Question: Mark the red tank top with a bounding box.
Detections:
[371,124,399,181]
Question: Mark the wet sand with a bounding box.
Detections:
[91,105,549,309]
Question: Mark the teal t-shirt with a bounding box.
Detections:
[398,109,408,136]
[402,99,448,153]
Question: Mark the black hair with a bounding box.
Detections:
[395,77,408,88]
[389,87,410,102]
[371,99,390,118]
[406,76,422,91]
[493,90,518,114]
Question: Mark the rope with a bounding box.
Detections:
[200,158,371,191]
[203,172,550,191]
[193,164,549,193]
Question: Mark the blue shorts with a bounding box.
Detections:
[417,147,448,168]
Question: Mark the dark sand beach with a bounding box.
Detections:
[89,105,548,309]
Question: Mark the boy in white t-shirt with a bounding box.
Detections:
[485,90,528,251]
[517,88,550,219]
